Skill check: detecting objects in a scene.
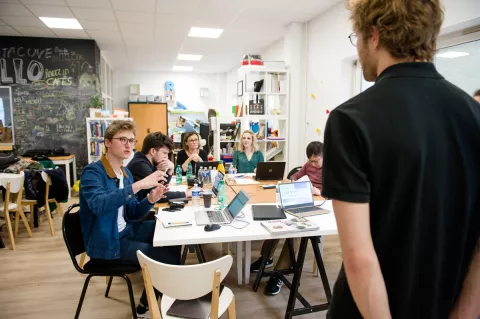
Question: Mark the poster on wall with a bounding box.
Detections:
[0,86,15,145]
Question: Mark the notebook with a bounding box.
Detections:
[261,218,319,234]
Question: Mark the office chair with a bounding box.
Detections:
[62,203,140,319]
[286,166,302,180]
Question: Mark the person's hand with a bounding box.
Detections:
[157,159,174,173]
[136,170,167,190]
[254,168,257,173]
[312,187,321,196]
[185,189,192,198]
[148,184,169,203]
[190,154,202,162]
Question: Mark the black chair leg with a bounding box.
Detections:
[75,274,93,319]
[181,245,189,265]
[105,276,113,298]
[122,275,137,319]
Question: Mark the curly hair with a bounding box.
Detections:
[474,89,480,97]
[346,0,444,62]
[141,132,173,154]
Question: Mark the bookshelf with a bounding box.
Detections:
[214,66,290,167]
[86,117,134,164]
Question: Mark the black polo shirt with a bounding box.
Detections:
[323,63,480,319]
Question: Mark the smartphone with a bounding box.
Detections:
[160,169,168,185]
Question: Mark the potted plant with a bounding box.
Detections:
[88,95,104,118]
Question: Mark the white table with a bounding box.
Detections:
[153,201,338,285]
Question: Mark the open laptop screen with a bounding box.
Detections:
[279,181,314,209]
[226,190,249,218]
[212,171,224,196]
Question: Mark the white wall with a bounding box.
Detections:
[114,70,225,114]
[302,0,480,146]
[262,39,285,61]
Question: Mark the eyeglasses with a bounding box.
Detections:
[188,139,199,143]
[349,32,358,47]
[112,137,137,145]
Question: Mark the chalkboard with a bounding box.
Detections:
[0,36,101,175]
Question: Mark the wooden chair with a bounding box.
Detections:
[137,252,236,319]
[0,172,32,250]
[22,172,64,236]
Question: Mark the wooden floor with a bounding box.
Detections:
[0,199,343,319]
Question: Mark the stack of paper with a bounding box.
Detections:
[261,219,319,234]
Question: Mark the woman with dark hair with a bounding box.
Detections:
[176,131,208,174]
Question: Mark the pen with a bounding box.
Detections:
[168,221,190,225]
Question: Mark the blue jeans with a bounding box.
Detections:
[93,220,181,307]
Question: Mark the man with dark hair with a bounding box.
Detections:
[323,1,480,318]
[291,141,323,195]
[80,121,181,319]
[127,132,191,202]
[474,89,480,103]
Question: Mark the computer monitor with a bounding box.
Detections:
[212,171,224,196]
[279,181,314,209]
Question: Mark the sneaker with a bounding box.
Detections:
[264,275,283,296]
[250,257,274,272]
[134,307,150,319]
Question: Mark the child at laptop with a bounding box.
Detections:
[290,141,323,195]
[251,141,324,296]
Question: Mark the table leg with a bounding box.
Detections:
[285,238,308,319]
[65,162,71,199]
[222,242,229,255]
[245,240,251,284]
[236,241,243,286]
[72,159,77,183]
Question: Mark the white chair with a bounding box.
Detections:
[0,172,32,250]
[136,252,236,319]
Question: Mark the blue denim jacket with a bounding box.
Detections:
[79,155,153,260]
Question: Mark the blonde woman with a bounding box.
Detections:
[232,130,264,173]
[176,131,208,174]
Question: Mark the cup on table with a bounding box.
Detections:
[203,190,213,208]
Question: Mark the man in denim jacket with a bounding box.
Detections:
[80,120,181,318]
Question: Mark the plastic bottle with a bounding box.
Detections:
[205,166,211,184]
[217,160,225,174]
[175,165,183,185]
[218,180,227,209]
[197,167,203,183]
[186,162,193,179]
[211,167,218,183]
[228,164,236,175]
[192,183,201,208]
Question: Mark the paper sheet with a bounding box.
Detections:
[297,175,311,183]
[233,179,259,185]
[167,185,188,192]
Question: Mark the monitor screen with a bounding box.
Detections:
[279,181,314,208]
[212,171,224,196]
[227,190,249,218]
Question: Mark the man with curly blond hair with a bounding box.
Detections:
[322,1,480,318]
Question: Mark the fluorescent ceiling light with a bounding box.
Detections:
[178,54,203,61]
[436,51,469,59]
[173,66,193,72]
[40,17,83,29]
[188,27,223,38]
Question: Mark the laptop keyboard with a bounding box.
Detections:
[207,210,226,223]
[288,206,319,214]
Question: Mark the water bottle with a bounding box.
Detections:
[175,165,182,185]
[205,166,211,185]
[186,162,193,179]
[211,167,218,183]
[218,180,227,209]
[198,167,204,184]
[276,181,282,207]
[192,183,201,208]
[228,164,236,175]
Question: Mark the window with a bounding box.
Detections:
[435,39,480,96]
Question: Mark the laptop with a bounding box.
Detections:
[194,190,250,226]
[196,161,220,175]
[211,171,224,197]
[279,181,329,217]
[254,162,286,180]
[252,205,286,220]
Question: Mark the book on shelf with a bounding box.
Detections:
[90,141,105,156]
[261,218,319,234]
[89,122,107,137]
